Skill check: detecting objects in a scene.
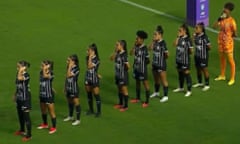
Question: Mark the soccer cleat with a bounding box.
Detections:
[119,107,128,112]
[142,102,149,108]
[63,116,74,122]
[214,76,226,81]
[202,86,210,91]
[173,88,184,93]
[185,91,192,97]
[49,127,57,134]
[14,130,25,136]
[228,79,235,86]
[113,104,122,109]
[160,96,168,103]
[192,83,204,88]
[37,123,49,129]
[130,98,140,103]
[72,120,81,126]
[150,92,159,98]
[22,136,31,142]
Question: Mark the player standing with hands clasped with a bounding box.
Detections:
[173,24,193,97]
[149,25,169,103]
[192,23,211,91]
[13,61,32,142]
[213,2,237,86]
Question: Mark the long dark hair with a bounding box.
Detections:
[156,25,164,35]
[18,60,30,68]
[89,43,100,60]
[69,54,79,67]
[181,23,191,38]
[43,60,54,71]
[197,22,206,34]
[118,40,127,54]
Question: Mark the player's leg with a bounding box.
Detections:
[72,97,81,125]
[215,52,226,80]
[85,85,94,115]
[227,52,235,85]
[37,103,48,129]
[160,71,168,102]
[150,70,160,98]
[93,86,101,117]
[48,103,57,132]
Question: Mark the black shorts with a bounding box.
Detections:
[133,70,148,81]
[16,100,31,111]
[66,91,79,98]
[85,80,99,88]
[115,76,128,86]
[194,57,208,68]
[39,97,54,104]
[176,63,190,71]
[152,65,166,72]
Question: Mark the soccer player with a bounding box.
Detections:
[63,54,81,125]
[130,30,151,108]
[110,40,130,112]
[37,60,57,134]
[213,2,237,85]
[192,22,211,91]
[13,60,32,142]
[173,24,193,97]
[149,25,169,103]
[85,43,102,117]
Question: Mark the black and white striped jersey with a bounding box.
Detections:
[65,65,79,94]
[194,33,210,60]
[15,72,30,101]
[115,51,128,79]
[176,36,193,65]
[85,56,100,84]
[133,44,149,73]
[39,71,54,99]
[152,40,168,68]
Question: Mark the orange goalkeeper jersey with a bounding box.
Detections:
[218,16,237,53]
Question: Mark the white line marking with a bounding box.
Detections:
[119,0,240,41]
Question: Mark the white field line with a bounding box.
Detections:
[119,0,240,41]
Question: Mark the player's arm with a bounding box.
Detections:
[148,41,154,51]
[232,20,237,37]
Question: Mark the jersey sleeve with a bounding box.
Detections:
[71,66,79,76]
[23,73,30,81]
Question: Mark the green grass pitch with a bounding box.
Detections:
[0,0,240,143]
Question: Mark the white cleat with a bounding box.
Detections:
[72,120,81,126]
[173,88,184,93]
[185,91,192,97]
[192,83,204,88]
[63,116,74,122]
[150,92,159,98]
[202,86,210,91]
[160,96,168,103]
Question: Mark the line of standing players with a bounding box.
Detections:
[13,22,211,142]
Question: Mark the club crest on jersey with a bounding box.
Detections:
[182,41,185,45]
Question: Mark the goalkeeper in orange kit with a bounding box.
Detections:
[213,2,237,85]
